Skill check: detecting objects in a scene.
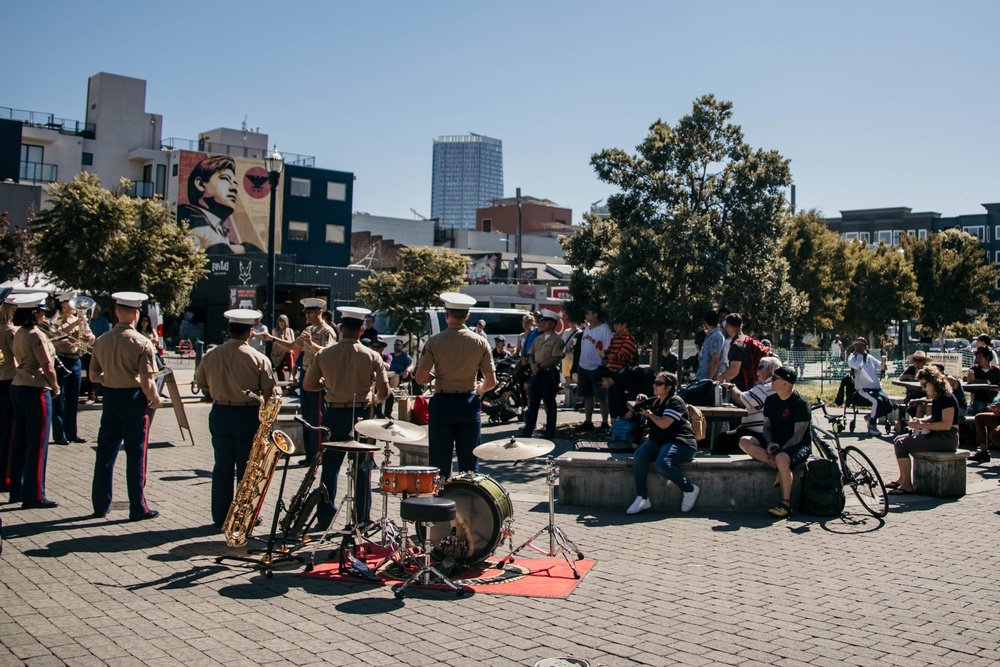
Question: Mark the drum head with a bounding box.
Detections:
[421,475,512,566]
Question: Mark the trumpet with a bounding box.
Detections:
[69,295,95,319]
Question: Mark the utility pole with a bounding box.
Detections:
[516,187,523,283]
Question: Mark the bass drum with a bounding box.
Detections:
[417,473,513,567]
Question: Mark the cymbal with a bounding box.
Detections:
[473,436,555,462]
[321,439,380,453]
[353,418,426,442]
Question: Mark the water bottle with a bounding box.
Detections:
[714,382,723,407]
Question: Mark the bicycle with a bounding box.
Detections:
[810,399,889,518]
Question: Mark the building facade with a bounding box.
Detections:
[431,133,503,230]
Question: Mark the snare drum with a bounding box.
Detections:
[380,466,439,495]
[417,472,513,566]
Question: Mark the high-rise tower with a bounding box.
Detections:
[431,133,503,230]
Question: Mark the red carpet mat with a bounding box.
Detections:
[300,546,595,598]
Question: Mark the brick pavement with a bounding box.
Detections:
[2,370,999,666]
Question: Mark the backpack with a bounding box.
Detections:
[798,458,846,517]
[686,405,707,442]
[609,417,635,444]
[737,335,771,391]
[410,395,429,426]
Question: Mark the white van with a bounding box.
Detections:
[373,307,528,352]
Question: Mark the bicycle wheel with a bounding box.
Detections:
[841,445,888,517]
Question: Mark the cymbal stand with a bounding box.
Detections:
[215,452,304,578]
[372,439,401,548]
[499,456,584,579]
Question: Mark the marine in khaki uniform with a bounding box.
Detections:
[303,306,389,530]
[89,291,162,521]
[415,293,497,478]
[521,309,565,438]
[50,290,95,445]
[9,293,60,508]
[0,294,17,492]
[195,309,277,528]
[263,297,337,466]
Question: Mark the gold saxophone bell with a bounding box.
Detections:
[271,430,294,455]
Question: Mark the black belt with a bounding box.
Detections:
[59,354,82,360]
[436,390,475,395]
[325,402,359,408]
[215,401,259,407]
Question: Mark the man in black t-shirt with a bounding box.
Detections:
[715,313,751,392]
[739,367,811,518]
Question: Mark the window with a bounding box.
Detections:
[155,164,166,197]
[290,178,311,197]
[994,251,1000,264]
[892,231,902,246]
[918,229,927,239]
[288,221,308,241]
[876,230,892,245]
[482,218,492,232]
[858,232,870,243]
[326,182,346,201]
[963,226,986,242]
[21,144,43,164]
[325,224,345,244]
[81,152,93,166]
[908,229,916,237]
[842,232,858,241]
[172,163,178,176]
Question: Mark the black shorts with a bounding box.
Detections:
[576,367,606,399]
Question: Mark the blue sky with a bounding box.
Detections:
[4,1,997,220]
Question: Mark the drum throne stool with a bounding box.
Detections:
[392,496,466,598]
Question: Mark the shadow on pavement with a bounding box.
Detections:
[20,524,219,558]
[0,513,113,539]
[158,468,212,483]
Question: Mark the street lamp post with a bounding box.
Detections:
[264,146,284,330]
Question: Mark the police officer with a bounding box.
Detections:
[263,297,337,466]
[415,293,497,478]
[9,293,60,508]
[194,309,277,528]
[51,290,95,445]
[89,291,163,521]
[303,306,389,530]
[0,292,16,493]
[521,309,564,439]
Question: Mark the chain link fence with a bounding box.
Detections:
[768,349,969,392]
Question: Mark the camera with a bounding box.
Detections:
[631,396,656,413]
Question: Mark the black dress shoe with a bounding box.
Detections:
[52,439,69,446]
[92,511,108,519]
[254,516,264,527]
[9,495,22,504]
[70,438,88,444]
[22,500,59,509]
[129,509,159,522]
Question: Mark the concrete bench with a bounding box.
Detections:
[396,440,429,467]
[557,452,800,512]
[912,450,969,498]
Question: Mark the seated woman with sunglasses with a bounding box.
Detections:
[888,366,959,494]
[627,372,700,515]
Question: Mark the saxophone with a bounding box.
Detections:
[222,390,292,547]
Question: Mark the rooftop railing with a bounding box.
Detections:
[1,106,95,139]
[161,137,315,167]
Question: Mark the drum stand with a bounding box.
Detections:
[499,456,584,579]
[304,454,379,582]
[372,439,401,548]
[215,453,305,578]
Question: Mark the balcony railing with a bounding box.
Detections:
[161,137,316,167]
[127,180,155,199]
[1,106,95,139]
[19,161,57,183]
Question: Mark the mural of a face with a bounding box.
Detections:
[198,169,239,213]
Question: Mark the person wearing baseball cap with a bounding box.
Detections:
[415,292,496,478]
[90,291,162,521]
[194,309,277,528]
[520,309,564,439]
[738,365,812,519]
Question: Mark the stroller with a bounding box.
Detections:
[481,357,523,424]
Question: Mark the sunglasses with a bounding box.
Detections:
[652,380,668,387]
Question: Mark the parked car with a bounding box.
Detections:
[373,307,529,353]
[928,338,971,354]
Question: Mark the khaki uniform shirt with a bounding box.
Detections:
[305,336,389,405]
[417,323,494,392]
[0,323,17,382]
[90,323,158,389]
[297,321,337,369]
[52,312,89,357]
[530,333,565,370]
[12,326,56,388]
[195,338,276,404]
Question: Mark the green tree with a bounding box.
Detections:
[357,246,468,342]
[902,228,997,345]
[0,211,37,281]
[841,242,921,343]
[29,173,207,314]
[565,95,798,354]
[781,209,855,331]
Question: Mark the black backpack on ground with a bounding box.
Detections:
[798,458,846,517]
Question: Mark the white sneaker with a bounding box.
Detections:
[867,425,881,436]
[681,484,700,513]
[626,496,651,514]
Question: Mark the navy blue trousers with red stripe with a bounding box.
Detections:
[9,385,52,502]
[0,379,13,490]
[92,387,151,517]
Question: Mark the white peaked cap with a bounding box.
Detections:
[12,292,48,309]
[439,292,476,309]
[337,306,371,322]
[57,290,77,302]
[112,291,148,309]
[539,309,560,321]
[224,308,262,324]
[300,297,326,309]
